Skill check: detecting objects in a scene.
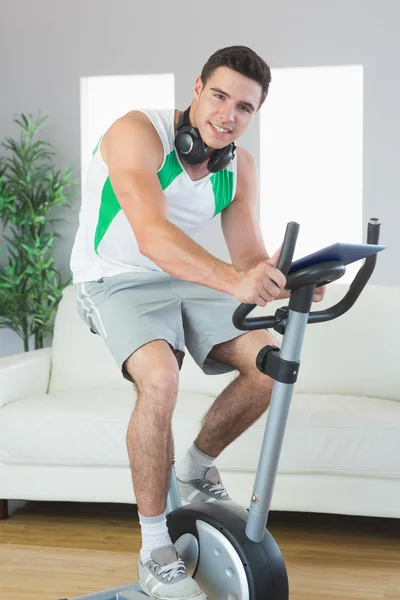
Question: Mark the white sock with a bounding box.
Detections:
[139,512,172,564]
[175,443,216,482]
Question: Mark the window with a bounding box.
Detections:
[260,65,363,282]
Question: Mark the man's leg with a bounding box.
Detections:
[126,340,207,599]
[196,330,276,457]
[176,330,277,492]
[77,276,207,597]
[124,340,179,555]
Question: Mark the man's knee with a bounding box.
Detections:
[124,342,180,415]
[142,367,179,398]
[211,332,278,374]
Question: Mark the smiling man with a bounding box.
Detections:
[70,45,325,599]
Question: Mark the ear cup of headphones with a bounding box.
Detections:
[175,108,209,166]
[207,142,236,173]
[175,107,235,172]
[175,126,210,166]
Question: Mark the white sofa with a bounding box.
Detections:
[0,282,399,519]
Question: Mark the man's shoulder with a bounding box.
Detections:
[235,146,257,178]
[111,108,174,134]
[236,145,255,164]
[116,109,164,129]
[230,145,258,203]
[101,109,168,168]
[109,107,174,140]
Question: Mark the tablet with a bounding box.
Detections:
[288,243,386,274]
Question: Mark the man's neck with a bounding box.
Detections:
[181,158,211,181]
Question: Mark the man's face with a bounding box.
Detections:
[192,66,262,149]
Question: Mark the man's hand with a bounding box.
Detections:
[234,248,286,306]
[233,247,328,307]
[279,284,327,303]
[312,285,327,303]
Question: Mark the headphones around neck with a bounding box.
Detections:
[174,107,236,173]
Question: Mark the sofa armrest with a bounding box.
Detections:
[0,348,52,409]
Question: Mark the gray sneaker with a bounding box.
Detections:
[137,544,207,599]
[177,466,247,517]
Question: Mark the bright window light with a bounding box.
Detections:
[80,73,175,187]
[260,65,363,282]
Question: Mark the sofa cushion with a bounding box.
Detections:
[0,390,399,481]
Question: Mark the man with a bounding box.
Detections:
[70,45,325,600]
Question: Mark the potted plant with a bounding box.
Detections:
[0,113,78,352]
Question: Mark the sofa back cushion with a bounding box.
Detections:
[49,283,400,401]
[293,282,399,401]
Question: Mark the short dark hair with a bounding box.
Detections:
[200,45,272,108]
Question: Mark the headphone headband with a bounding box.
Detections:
[177,107,191,130]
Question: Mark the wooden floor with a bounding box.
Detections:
[0,500,399,599]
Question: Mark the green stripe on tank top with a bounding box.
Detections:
[94,150,183,254]
[158,150,183,189]
[211,169,234,216]
[94,177,120,255]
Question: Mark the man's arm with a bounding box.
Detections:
[102,112,242,296]
[221,147,290,299]
[222,147,326,303]
[221,146,268,270]
[101,114,286,306]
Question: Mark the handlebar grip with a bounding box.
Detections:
[308,219,381,325]
[367,218,380,245]
[232,221,300,331]
[276,221,300,276]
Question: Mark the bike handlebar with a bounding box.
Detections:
[232,221,299,331]
[275,221,300,276]
[232,218,382,332]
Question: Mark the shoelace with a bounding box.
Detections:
[157,558,186,582]
[203,482,229,498]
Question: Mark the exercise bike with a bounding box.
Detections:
[61,218,385,600]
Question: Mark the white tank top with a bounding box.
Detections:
[70,108,238,283]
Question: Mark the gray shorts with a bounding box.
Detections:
[76,270,245,381]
